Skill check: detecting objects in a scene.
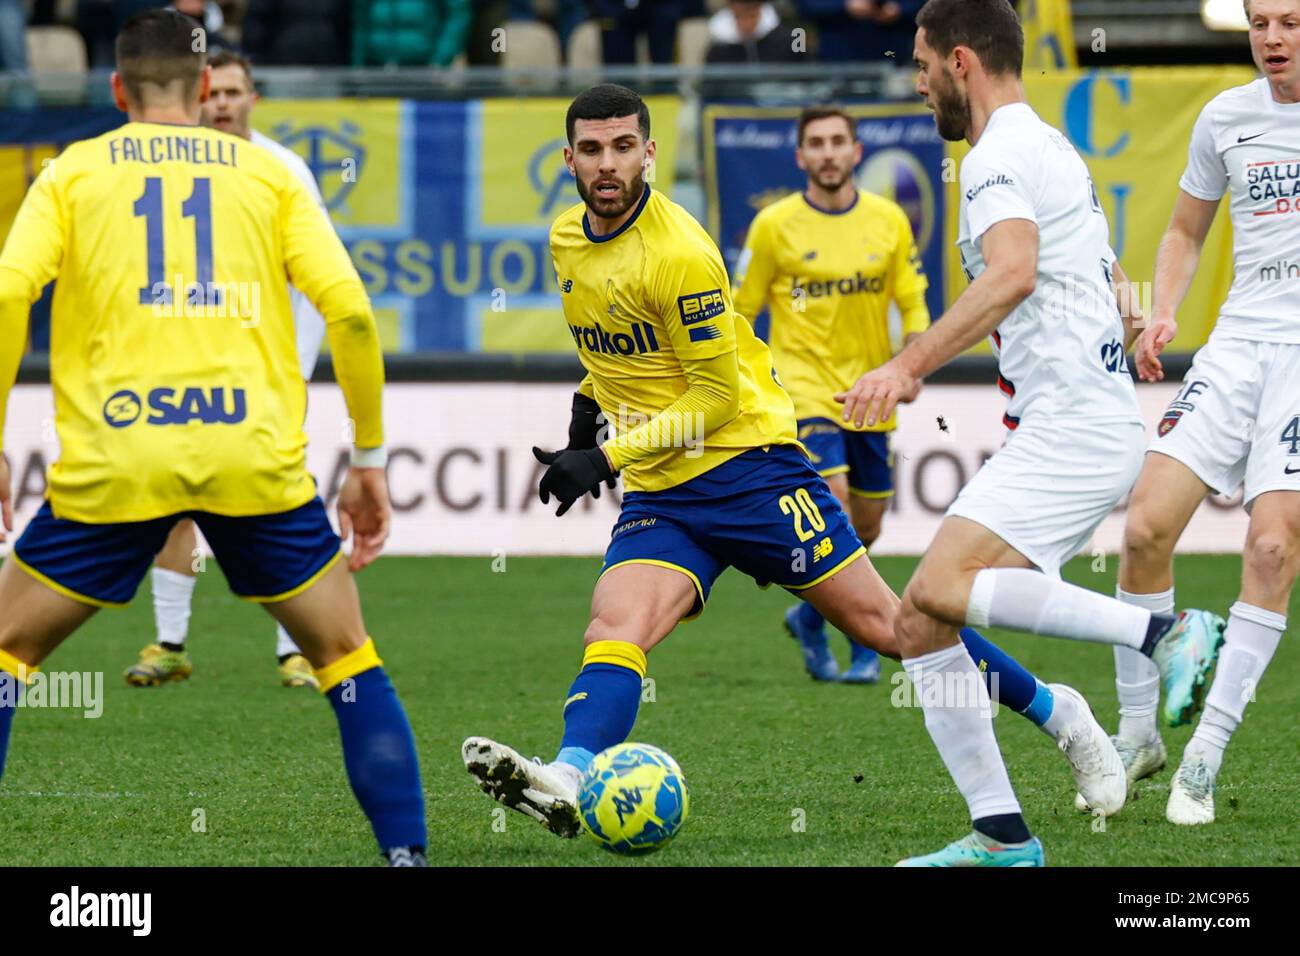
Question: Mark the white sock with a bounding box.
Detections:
[152,567,197,646]
[1186,602,1284,777]
[967,568,1150,649]
[904,643,1021,821]
[1114,588,1169,744]
[275,623,302,659]
[1039,685,1081,739]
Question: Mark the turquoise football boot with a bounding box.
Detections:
[1150,610,1226,728]
[784,605,839,681]
[896,832,1045,867]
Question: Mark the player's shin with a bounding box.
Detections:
[318,639,426,856]
[903,642,1030,844]
[1184,602,1284,776]
[555,640,647,775]
[957,627,1056,727]
[0,657,22,780]
[1114,588,1170,744]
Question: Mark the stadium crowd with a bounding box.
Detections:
[2,0,922,73]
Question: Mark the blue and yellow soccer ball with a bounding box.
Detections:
[577,743,690,855]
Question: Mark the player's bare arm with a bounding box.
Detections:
[1112,259,1145,352]
[837,217,1038,427]
[1136,190,1220,382]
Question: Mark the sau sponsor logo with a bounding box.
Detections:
[1158,409,1183,437]
[103,390,143,428]
[105,387,247,426]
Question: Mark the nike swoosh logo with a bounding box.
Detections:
[1237,132,1266,143]
[1285,465,1300,474]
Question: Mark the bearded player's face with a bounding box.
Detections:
[566,115,654,221]
[914,28,971,143]
[797,115,861,193]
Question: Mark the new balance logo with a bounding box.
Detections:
[812,537,834,563]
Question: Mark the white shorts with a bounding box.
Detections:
[947,418,1145,576]
[1150,334,1300,505]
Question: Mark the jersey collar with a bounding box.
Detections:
[583,184,651,243]
[802,190,859,216]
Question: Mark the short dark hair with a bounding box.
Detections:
[115,9,207,105]
[797,106,856,145]
[916,0,1024,78]
[566,84,650,145]
[209,49,254,88]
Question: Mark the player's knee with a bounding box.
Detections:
[905,570,962,626]
[841,596,898,658]
[1123,506,1177,565]
[852,515,882,549]
[1243,528,1300,590]
[583,613,653,653]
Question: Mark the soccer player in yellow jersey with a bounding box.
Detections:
[0,11,426,866]
[461,84,1127,839]
[124,50,327,691]
[734,105,930,684]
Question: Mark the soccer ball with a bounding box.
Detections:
[577,743,690,855]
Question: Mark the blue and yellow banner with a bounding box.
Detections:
[944,67,1254,353]
[1021,0,1078,71]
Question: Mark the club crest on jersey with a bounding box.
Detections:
[1158,409,1183,437]
[568,321,661,356]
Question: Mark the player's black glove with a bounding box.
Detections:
[566,392,619,495]
[533,446,615,517]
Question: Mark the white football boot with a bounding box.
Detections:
[1166,753,1216,825]
[1050,684,1126,817]
[1075,733,1167,812]
[462,736,582,838]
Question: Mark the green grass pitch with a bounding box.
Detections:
[1,553,1296,866]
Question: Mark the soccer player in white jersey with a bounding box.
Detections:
[840,0,1225,866]
[1102,0,1300,826]
[124,50,330,690]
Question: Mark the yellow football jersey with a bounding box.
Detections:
[550,187,798,493]
[733,190,929,432]
[0,121,383,523]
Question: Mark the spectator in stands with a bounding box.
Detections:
[243,0,352,65]
[705,0,799,64]
[167,0,239,53]
[353,0,473,67]
[509,0,591,52]
[0,0,28,72]
[596,0,705,65]
[796,0,922,64]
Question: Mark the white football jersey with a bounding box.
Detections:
[957,103,1141,429]
[1180,78,1300,343]
[251,129,330,380]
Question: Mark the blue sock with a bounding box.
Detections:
[796,601,826,636]
[327,666,426,852]
[0,670,16,781]
[556,642,646,774]
[959,627,1055,726]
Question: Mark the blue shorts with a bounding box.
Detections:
[601,445,866,620]
[797,418,894,498]
[11,498,342,608]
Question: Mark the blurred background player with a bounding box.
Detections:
[0,10,426,866]
[1106,0,1300,826]
[461,83,1134,838]
[124,49,330,691]
[842,0,1223,866]
[733,104,929,684]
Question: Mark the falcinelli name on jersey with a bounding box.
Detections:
[107,134,239,167]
